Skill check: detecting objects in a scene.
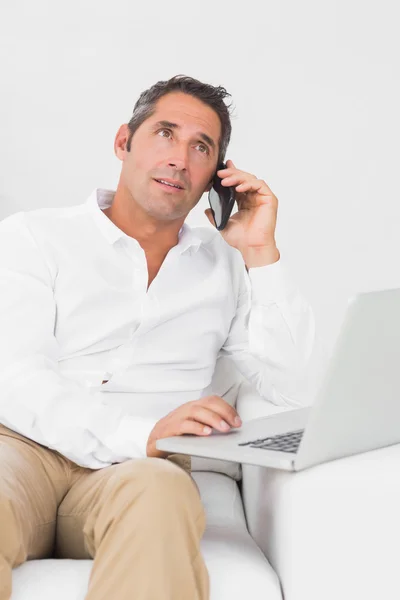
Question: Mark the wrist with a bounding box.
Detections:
[243,244,280,268]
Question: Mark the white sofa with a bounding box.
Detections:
[11,358,400,600]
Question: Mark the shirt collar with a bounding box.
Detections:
[85,188,203,255]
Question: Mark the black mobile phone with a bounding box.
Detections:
[208,161,237,231]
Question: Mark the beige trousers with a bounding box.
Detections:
[0,423,209,600]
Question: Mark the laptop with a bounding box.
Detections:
[156,286,400,471]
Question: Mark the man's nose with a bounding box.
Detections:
[167,145,189,171]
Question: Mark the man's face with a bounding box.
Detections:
[115,91,221,222]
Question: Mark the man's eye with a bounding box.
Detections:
[158,128,172,138]
[196,143,209,154]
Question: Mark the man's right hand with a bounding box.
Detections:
[146,395,242,458]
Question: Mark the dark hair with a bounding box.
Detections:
[126,74,234,166]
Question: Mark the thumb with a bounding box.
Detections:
[204,208,215,227]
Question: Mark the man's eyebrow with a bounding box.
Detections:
[152,120,216,152]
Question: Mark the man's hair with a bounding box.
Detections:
[126,74,234,166]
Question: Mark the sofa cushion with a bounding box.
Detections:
[11,471,282,600]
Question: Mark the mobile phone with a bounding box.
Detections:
[208,161,237,231]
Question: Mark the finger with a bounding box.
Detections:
[217,167,248,178]
[233,178,268,195]
[198,396,242,428]
[221,174,257,187]
[219,171,274,197]
[189,406,233,433]
[235,181,256,192]
[217,167,235,176]
[177,418,214,436]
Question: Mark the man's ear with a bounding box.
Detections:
[114,124,130,160]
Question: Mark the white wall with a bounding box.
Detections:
[1,0,399,383]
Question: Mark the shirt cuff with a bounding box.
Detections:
[105,414,157,459]
[247,257,298,305]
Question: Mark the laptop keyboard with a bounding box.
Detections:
[238,429,304,453]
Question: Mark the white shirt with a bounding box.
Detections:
[0,188,316,469]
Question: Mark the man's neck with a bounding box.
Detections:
[103,186,183,257]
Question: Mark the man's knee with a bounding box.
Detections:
[83,456,207,559]
[104,457,203,515]
[83,457,204,548]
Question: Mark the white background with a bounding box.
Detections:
[1,0,399,381]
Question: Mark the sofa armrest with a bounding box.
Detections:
[240,442,400,600]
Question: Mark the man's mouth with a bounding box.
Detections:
[153,178,184,191]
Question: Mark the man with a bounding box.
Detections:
[0,74,316,600]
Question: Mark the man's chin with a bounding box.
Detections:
[145,203,187,222]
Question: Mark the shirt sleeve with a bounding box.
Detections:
[219,252,319,409]
[0,213,155,469]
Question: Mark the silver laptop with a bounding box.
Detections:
[157,287,400,471]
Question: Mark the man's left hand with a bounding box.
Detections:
[205,159,280,266]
